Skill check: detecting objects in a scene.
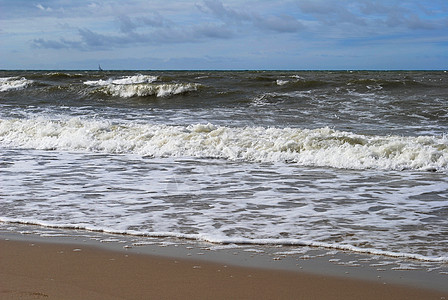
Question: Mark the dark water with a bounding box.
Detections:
[2,70,447,135]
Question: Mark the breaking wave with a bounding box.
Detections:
[84,74,158,86]
[0,77,33,92]
[1,117,447,171]
[276,79,289,86]
[84,74,199,97]
[102,82,200,98]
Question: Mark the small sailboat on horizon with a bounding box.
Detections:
[98,64,103,71]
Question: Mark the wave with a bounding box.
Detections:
[276,79,289,86]
[270,77,328,89]
[1,217,447,263]
[43,72,86,79]
[288,79,328,89]
[1,117,447,171]
[84,74,158,86]
[0,77,33,92]
[273,75,432,91]
[347,78,429,89]
[100,82,200,98]
[84,74,199,97]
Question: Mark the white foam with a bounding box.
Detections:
[1,117,447,171]
[0,77,32,92]
[83,74,158,86]
[276,79,289,86]
[83,74,198,97]
[103,82,199,97]
[1,217,447,263]
[1,149,447,265]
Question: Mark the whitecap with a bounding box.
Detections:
[83,74,198,97]
[103,82,199,97]
[0,118,447,171]
[276,79,289,86]
[83,74,158,86]
[0,77,33,92]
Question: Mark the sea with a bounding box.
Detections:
[1,70,447,268]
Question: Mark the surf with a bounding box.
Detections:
[0,77,33,92]
[1,117,446,171]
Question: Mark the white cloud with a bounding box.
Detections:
[36,3,53,12]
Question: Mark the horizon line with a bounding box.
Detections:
[1,68,447,72]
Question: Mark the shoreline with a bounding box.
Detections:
[1,228,447,299]
[1,239,445,300]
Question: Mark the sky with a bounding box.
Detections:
[1,0,447,70]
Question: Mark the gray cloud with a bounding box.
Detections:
[298,1,366,26]
[31,19,233,51]
[117,15,138,34]
[139,13,172,28]
[30,1,246,51]
[253,15,304,33]
[117,13,172,34]
[199,0,303,33]
[32,36,86,50]
[199,0,249,23]
[192,23,234,39]
[405,14,437,30]
[78,28,115,48]
[32,38,69,49]
[29,0,305,52]
[298,0,448,31]
[32,28,141,50]
[29,0,446,54]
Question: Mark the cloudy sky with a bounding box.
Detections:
[1,0,447,70]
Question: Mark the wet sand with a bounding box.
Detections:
[1,239,445,300]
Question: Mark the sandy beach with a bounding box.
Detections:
[1,238,446,300]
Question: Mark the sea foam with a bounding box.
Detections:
[0,77,33,92]
[83,74,158,86]
[1,117,446,171]
[102,82,199,97]
[1,217,447,263]
[84,74,199,97]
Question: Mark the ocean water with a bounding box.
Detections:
[1,70,447,265]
